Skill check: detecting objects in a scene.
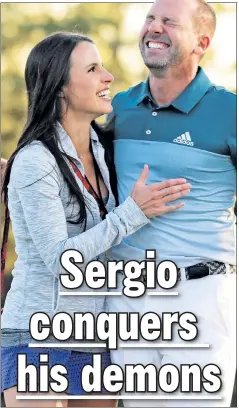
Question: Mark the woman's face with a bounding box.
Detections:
[62,41,114,118]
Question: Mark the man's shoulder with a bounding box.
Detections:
[208,84,236,104]
[205,84,236,121]
[112,81,146,107]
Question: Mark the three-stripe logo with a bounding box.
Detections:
[173,132,194,146]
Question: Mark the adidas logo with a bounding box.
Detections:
[173,132,194,147]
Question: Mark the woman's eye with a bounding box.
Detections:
[88,66,96,73]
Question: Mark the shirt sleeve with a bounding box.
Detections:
[227,91,236,168]
[11,144,149,278]
[229,134,236,169]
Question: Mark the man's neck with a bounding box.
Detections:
[149,65,198,106]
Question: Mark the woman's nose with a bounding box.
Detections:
[103,69,114,84]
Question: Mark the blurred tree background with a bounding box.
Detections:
[1,2,236,303]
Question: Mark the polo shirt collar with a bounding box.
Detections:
[172,67,212,113]
[136,67,211,113]
[136,78,152,105]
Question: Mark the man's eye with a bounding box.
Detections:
[88,66,96,73]
[163,18,175,25]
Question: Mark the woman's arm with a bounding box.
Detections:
[11,145,149,278]
[11,144,189,278]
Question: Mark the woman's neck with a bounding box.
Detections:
[60,113,92,158]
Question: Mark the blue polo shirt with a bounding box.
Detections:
[109,67,236,267]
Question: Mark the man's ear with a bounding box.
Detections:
[194,35,211,56]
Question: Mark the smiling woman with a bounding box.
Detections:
[1,31,191,408]
[1,32,118,408]
[61,41,114,122]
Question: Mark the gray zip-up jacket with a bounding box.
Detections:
[2,124,149,351]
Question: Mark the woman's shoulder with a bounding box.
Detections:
[11,141,60,189]
[14,140,54,161]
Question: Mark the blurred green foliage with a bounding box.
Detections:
[1,3,236,300]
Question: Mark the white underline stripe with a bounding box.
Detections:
[29,343,209,349]
[148,292,178,296]
[16,396,222,400]
[59,292,178,296]
[59,292,121,296]
[29,343,107,348]
[119,343,210,348]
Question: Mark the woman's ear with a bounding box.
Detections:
[57,90,65,98]
[57,88,68,116]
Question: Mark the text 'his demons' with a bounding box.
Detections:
[17,354,221,394]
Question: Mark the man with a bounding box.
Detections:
[107,0,236,406]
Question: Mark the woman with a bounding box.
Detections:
[1,32,191,408]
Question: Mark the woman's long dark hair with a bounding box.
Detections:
[2,32,118,229]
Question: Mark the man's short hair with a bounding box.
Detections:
[193,0,217,38]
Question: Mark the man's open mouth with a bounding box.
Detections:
[146,41,170,50]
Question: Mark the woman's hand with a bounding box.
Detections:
[131,164,191,218]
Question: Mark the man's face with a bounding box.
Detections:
[139,0,199,71]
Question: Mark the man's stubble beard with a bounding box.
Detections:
[139,43,184,72]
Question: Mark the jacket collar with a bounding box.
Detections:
[55,121,100,160]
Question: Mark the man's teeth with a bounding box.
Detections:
[148,42,168,49]
[97,89,111,98]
